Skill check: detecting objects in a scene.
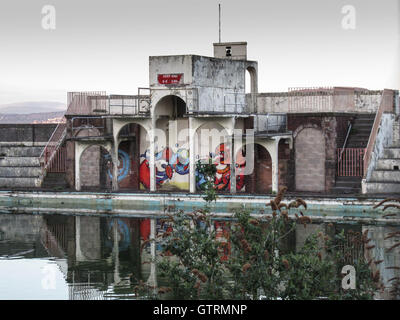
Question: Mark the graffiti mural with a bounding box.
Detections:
[139,146,190,190]
[196,143,246,192]
[104,149,131,182]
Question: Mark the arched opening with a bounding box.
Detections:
[115,123,149,191]
[154,95,187,119]
[194,122,232,192]
[295,127,325,192]
[79,145,112,191]
[152,95,190,191]
[238,143,272,194]
[246,66,257,95]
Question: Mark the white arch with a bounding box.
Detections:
[75,141,113,191]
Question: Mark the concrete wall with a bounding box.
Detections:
[256,91,382,114]
[365,113,395,181]
[0,124,57,144]
[149,55,253,113]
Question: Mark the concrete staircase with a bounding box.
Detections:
[41,172,69,190]
[364,146,400,193]
[0,144,43,188]
[346,114,375,148]
[333,114,375,194]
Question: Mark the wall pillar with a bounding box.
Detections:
[111,138,119,192]
[74,142,82,191]
[149,117,156,192]
[271,138,280,193]
[189,117,196,193]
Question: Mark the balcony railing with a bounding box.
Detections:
[65,91,151,116]
[254,113,288,134]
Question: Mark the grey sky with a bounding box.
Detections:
[0,0,399,105]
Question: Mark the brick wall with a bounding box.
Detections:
[295,127,325,191]
[80,145,100,188]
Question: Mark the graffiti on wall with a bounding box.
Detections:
[139,146,190,189]
[196,143,246,192]
[104,149,131,182]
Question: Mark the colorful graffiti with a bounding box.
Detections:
[104,149,130,182]
[196,143,246,192]
[139,146,190,189]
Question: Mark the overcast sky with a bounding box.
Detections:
[0,0,399,105]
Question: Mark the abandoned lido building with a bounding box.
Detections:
[1,41,400,195]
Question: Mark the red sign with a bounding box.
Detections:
[158,74,183,85]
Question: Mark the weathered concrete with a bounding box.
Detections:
[0,191,399,226]
[363,113,400,193]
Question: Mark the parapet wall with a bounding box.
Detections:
[256,90,382,114]
[0,124,57,144]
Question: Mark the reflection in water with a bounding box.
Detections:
[0,213,399,299]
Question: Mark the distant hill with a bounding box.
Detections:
[0,101,66,124]
[0,101,66,114]
[0,111,65,124]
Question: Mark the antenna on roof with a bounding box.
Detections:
[219,3,221,43]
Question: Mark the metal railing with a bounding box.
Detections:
[337,148,366,177]
[254,113,288,134]
[66,91,151,116]
[363,89,395,179]
[338,121,352,164]
[288,87,357,113]
[223,91,246,113]
[39,119,67,174]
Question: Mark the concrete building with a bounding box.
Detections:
[2,42,400,195]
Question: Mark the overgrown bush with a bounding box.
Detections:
[155,162,377,300]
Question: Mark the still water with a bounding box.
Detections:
[0,213,399,300]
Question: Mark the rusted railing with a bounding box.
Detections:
[288,87,360,113]
[46,145,67,173]
[288,87,334,112]
[363,89,394,179]
[39,120,67,174]
[254,113,288,134]
[65,91,151,116]
[337,148,365,177]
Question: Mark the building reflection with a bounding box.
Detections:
[1,213,399,300]
[41,215,148,300]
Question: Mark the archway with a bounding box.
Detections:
[113,123,150,191]
[152,95,190,191]
[237,143,272,194]
[295,127,325,192]
[78,145,112,190]
[194,122,231,192]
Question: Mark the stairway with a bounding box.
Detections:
[333,114,375,194]
[41,172,69,190]
[346,114,375,148]
[0,144,43,188]
[363,143,400,193]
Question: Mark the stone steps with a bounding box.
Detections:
[0,167,42,177]
[383,147,400,159]
[376,158,400,170]
[370,170,400,181]
[0,157,40,167]
[364,182,400,194]
[41,172,69,189]
[0,145,44,188]
[0,177,40,188]
[0,146,43,157]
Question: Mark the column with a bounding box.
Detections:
[75,142,81,191]
[189,117,196,193]
[112,138,119,191]
[271,138,280,193]
[149,117,156,192]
